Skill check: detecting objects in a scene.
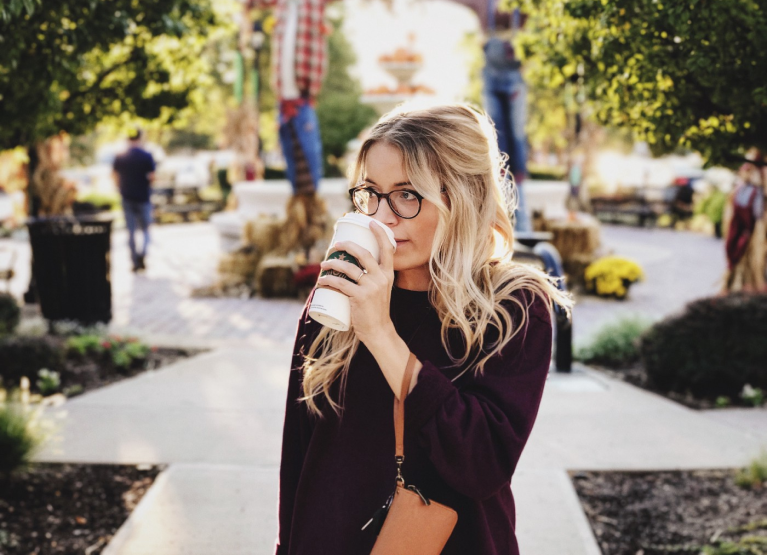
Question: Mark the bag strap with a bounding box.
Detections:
[393,352,417,483]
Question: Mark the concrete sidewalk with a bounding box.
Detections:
[38,350,767,555]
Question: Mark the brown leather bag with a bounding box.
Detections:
[366,352,458,554]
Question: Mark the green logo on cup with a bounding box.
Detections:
[320,250,362,283]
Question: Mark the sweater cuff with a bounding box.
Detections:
[404,360,455,431]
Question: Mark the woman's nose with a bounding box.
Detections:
[373,198,399,227]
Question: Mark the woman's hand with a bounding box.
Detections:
[317,221,396,346]
[316,221,423,398]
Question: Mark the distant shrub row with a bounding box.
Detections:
[577,293,767,403]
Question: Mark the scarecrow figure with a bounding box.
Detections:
[448,0,531,230]
[233,0,333,296]
[249,0,329,194]
[724,155,767,292]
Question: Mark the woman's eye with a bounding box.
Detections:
[400,191,417,201]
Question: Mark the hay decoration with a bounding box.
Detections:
[31,135,77,217]
[222,103,263,183]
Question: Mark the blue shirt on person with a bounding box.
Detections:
[113,147,155,203]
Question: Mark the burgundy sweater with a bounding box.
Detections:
[276,286,553,555]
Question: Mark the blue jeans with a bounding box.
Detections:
[123,199,152,265]
[483,66,531,232]
[279,103,323,193]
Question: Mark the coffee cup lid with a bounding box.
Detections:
[337,213,397,250]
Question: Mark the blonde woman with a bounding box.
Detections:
[276,104,571,555]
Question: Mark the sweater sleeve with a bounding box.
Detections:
[404,293,553,501]
[275,301,317,555]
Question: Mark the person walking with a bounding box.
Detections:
[113,129,155,272]
[275,104,571,555]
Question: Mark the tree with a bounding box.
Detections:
[316,11,378,176]
[511,0,767,166]
[0,0,216,151]
[0,0,40,21]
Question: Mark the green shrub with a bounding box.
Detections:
[701,520,767,555]
[641,293,767,400]
[65,333,151,373]
[0,293,20,336]
[0,335,64,386]
[716,396,732,408]
[0,403,43,476]
[576,317,652,368]
[50,320,108,337]
[62,384,83,398]
[76,190,121,211]
[735,453,767,490]
[698,521,767,554]
[108,338,150,371]
[36,369,60,396]
[696,189,728,225]
[702,538,767,555]
[740,385,765,407]
[65,333,105,356]
[527,163,567,181]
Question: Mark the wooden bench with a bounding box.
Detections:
[591,195,667,227]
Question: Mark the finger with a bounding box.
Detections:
[369,221,395,273]
[332,241,379,274]
[320,258,365,282]
[317,273,358,296]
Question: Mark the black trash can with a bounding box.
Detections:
[554,309,572,372]
[27,215,113,325]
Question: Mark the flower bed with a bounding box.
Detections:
[0,333,201,398]
[577,293,767,409]
[0,326,197,554]
[0,463,163,554]
[572,468,767,555]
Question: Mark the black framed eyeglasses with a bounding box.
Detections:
[349,185,425,219]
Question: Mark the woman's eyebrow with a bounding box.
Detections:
[362,177,413,187]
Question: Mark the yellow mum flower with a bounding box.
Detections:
[584,256,645,299]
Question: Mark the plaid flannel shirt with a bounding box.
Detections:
[251,0,331,100]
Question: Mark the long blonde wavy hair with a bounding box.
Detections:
[301,103,572,416]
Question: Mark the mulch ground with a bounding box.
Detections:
[0,463,164,555]
[0,341,197,554]
[62,346,202,397]
[571,469,767,555]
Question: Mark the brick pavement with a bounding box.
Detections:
[2,222,727,347]
[566,224,726,344]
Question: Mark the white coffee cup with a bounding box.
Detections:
[308,213,396,331]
